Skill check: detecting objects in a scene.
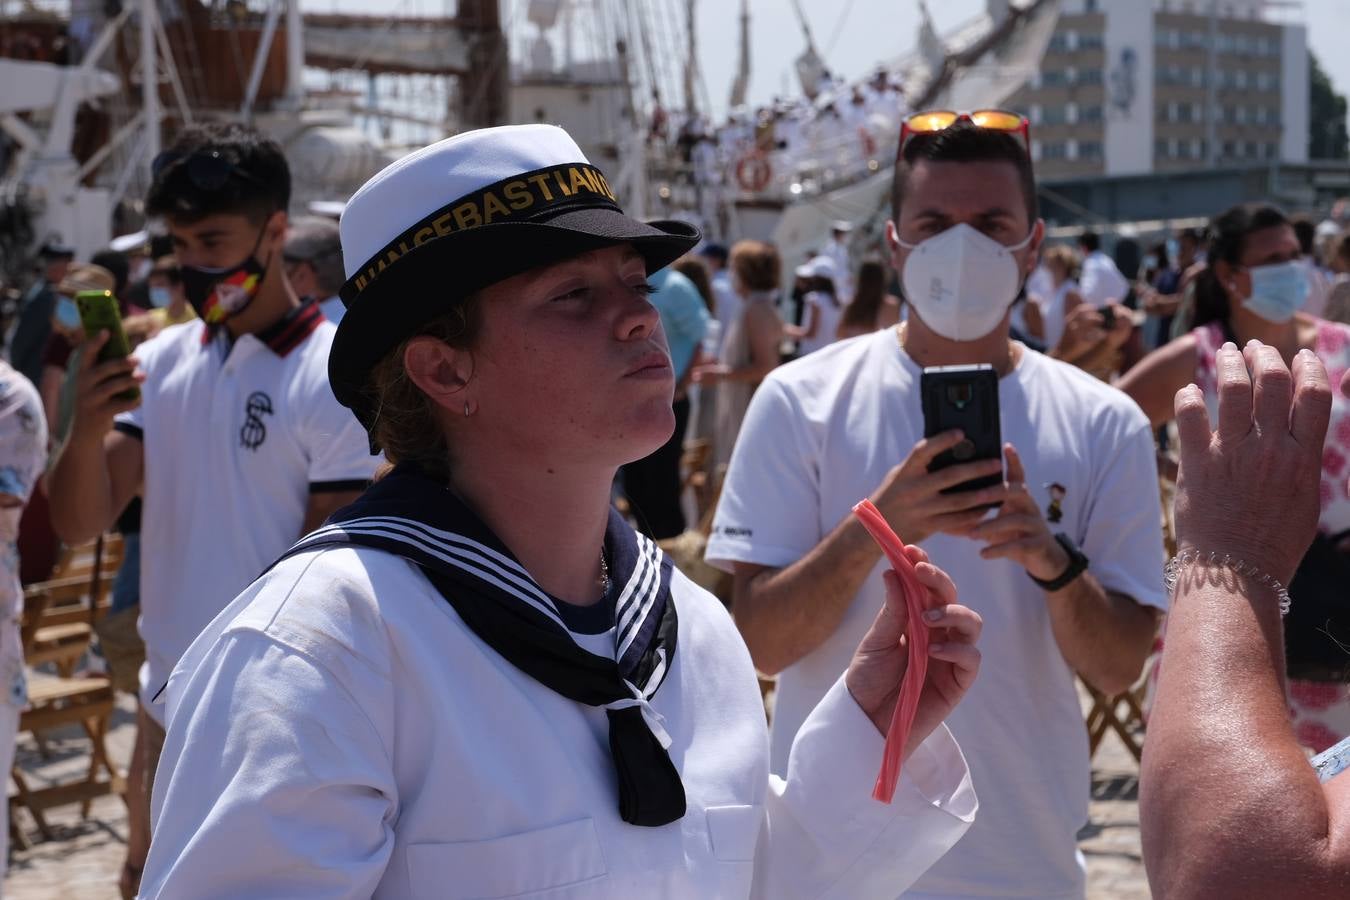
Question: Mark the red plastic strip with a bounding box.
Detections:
[852,499,931,804]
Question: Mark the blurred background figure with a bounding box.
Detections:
[836,258,901,341]
[284,216,347,323]
[823,220,855,302]
[6,242,74,387]
[785,254,842,357]
[1077,230,1129,308]
[693,239,783,469]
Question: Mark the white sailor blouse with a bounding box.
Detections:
[141,465,976,899]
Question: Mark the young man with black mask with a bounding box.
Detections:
[46,122,377,897]
[707,114,1165,899]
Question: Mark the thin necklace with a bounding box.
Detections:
[896,321,1018,375]
[599,549,612,600]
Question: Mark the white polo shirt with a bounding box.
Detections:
[706,328,1166,899]
[115,301,378,724]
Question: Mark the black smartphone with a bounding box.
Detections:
[920,364,1002,498]
[1101,305,1116,330]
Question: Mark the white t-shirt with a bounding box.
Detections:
[1077,250,1129,308]
[144,543,976,898]
[706,329,1166,899]
[797,291,844,358]
[115,303,379,723]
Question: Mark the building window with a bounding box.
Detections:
[1246,140,1259,158]
[1178,103,1193,123]
[1077,68,1102,86]
[1155,27,1172,49]
[1155,139,1169,159]
[1078,32,1104,51]
[1042,141,1069,160]
[1236,105,1246,124]
[1081,104,1103,123]
[1049,32,1072,53]
[1266,142,1278,159]
[1041,105,1067,125]
[1222,139,1236,159]
[1191,66,1205,88]
[1079,140,1103,160]
[1041,70,1068,87]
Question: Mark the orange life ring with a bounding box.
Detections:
[735,152,772,193]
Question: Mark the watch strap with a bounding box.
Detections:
[1030,533,1089,591]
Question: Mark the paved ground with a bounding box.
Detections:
[3,691,1151,899]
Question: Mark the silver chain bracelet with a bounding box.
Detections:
[1164,548,1292,617]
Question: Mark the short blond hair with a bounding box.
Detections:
[1043,244,1078,277]
[730,240,781,292]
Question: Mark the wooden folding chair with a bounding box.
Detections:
[1084,679,1148,764]
[22,535,121,678]
[9,535,126,845]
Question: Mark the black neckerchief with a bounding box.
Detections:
[275,464,685,826]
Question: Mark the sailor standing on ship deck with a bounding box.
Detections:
[139,124,983,899]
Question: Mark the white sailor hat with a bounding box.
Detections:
[331,123,700,433]
[794,255,837,281]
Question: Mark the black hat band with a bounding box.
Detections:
[341,162,622,305]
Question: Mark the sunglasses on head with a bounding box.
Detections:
[151,150,265,191]
[897,109,1031,159]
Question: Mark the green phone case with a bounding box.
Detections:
[74,290,139,403]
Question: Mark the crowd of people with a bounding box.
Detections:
[656,67,912,200]
[0,107,1348,898]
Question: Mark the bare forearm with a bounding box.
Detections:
[1044,575,1156,695]
[48,436,118,544]
[1141,579,1350,897]
[735,516,882,675]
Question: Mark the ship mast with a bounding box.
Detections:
[729,0,750,109]
[458,0,508,129]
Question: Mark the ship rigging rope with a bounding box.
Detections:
[825,0,858,55]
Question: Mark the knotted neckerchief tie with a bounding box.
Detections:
[273,464,685,826]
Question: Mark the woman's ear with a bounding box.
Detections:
[403,337,474,413]
[1213,259,1246,302]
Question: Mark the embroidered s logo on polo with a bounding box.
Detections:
[240,391,274,450]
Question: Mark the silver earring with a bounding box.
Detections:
[464,402,471,418]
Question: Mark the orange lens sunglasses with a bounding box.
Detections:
[897,109,1031,159]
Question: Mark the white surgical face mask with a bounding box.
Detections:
[898,223,1034,341]
[1242,260,1309,323]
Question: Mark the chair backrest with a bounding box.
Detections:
[20,533,123,655]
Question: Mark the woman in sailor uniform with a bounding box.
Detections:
[140,124,983,899]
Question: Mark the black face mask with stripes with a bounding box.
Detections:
[273,463,687,827]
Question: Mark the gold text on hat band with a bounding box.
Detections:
[344,163,620,300]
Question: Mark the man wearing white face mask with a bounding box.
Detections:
[708,113,1166,899]
[1122,202,1350,757]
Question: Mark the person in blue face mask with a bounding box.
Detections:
[1121,201,1350,757]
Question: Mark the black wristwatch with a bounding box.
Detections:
[1029,533,1090,592]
